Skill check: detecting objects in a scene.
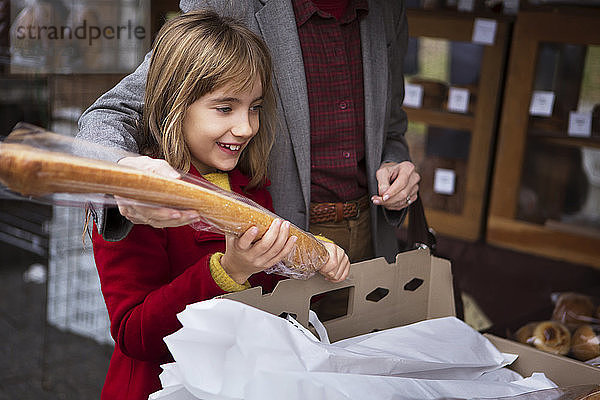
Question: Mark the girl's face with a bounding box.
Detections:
[183,79,263,174]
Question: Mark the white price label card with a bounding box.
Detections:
[403,83,424,109]
[472,18,497,45]
[529,91,555,117]
[447,87,470,113]
[503,0,520,14]
[433,168,456,195]
[457,0,474,12]
[568,112,592,137]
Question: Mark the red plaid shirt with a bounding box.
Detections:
[292,0,368,203]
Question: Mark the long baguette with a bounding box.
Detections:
[0,141,329,274]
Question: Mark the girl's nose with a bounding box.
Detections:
[231,115,255,138]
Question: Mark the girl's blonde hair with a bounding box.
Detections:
[140,9,276,189]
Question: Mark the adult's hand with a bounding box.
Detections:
[371,161,420,210]
[115,156,201,227]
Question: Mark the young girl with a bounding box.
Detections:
[91,10,349,400]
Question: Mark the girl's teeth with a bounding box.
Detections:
[219,143,240,151]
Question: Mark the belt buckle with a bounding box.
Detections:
[352,206,360,220]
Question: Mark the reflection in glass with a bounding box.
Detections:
[9,0,150,74]
[517,141,600,235]
[520,42,600,236]
[0,77,48,137]
[579,46,600,114]
[529,44,600,137]
[406,121,471,214]
[403,37,483,114]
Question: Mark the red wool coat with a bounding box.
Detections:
[92,168,283,400]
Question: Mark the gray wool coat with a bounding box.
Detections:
[77,0,411,263]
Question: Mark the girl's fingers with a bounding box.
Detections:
[230,219,300,272]
[258,219,282,248]
[319,242,339,278]
[265,234,297,267]
[237,226,259,250]
[257,220,294,265]
[270,220,290,251]
[281,235,298,258]
[330,254,344,281]
[321,246,350,283]
[336,257,350,282]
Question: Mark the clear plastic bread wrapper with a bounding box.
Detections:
[551,292,600,329]
[0,123,329,279]
[148,298,566,400]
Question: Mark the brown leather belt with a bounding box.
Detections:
[309,196,370,224]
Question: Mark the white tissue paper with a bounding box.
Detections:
[149,299,557,400]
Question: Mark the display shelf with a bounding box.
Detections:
[405,109,475,131]
[538,136,600,151]
[403,9,510,241]
[487,10,600,268]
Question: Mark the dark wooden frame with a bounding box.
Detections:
[487,11,600,268]
[405,9,510,241]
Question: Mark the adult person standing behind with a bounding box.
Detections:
[77,0,420,263]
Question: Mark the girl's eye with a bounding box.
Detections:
[216,106,232,113]
[250,104,263,112]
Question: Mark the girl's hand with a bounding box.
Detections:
[116,156,201,227]
[318,241,350,283]
[221,219,298,284]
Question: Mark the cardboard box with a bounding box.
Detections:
[223,249,455,342]
[485,334,600,387]
[222,249,600,387]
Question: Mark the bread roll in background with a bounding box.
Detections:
[515,321,571,355]
[514,322,536,345]
[532,321,571,355]
[571,324,600,361]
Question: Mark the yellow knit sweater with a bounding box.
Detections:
[203,173,250,292]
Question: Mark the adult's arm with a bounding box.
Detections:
[77,1,235,239]
[75,53,151,240]
[77,51,200,238]
[76,0,231,150]
[376,1,420,224]
[77,0,226,151]
[77,52,150,160]
[381,0,410,165]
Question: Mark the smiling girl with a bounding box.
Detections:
[91,10,349,400]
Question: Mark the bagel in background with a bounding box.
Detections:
[514,321,571,356]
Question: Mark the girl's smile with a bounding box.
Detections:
[183,79,263,174]
[217,142,243,153]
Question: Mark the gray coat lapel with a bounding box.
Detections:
[361,1,387,193]
[256,0,312,206]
